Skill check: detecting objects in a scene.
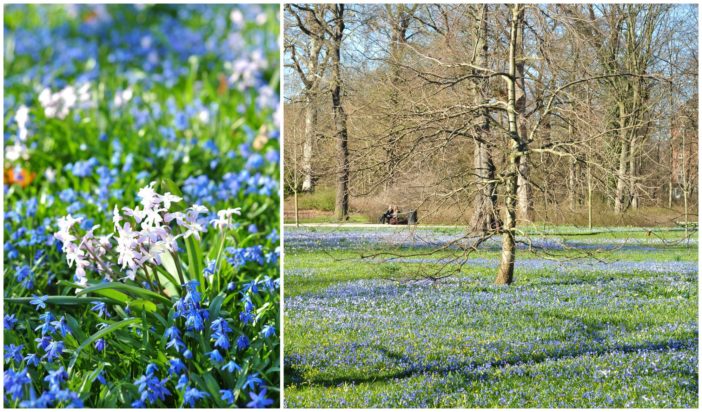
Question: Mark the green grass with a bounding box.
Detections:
[283,227,698,407]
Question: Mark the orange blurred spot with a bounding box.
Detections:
[218,74,229,96]
[4,167,36,188]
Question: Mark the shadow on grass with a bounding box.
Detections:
[287,336,696,389]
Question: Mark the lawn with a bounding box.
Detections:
[284,225,698,407]
[4,5,279,408]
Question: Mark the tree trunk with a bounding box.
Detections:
[470,4,500,233]
[496,5,523,285]
[330,5,349,221]
[614,101,629,214]
[514,7,532,223]
[384,5,410,191]
[301,94,317,192]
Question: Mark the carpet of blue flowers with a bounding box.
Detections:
[284,226,698,407]
[4,5,279,408]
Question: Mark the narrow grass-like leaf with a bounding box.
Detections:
[68,318,141,372]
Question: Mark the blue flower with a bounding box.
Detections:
[94,338,106,353]
[30,294,48,309]
[168,358,186,376]
[203,259,216,278]
[207,349,224,363]
[4,314,18,330]
[91,301,111,318]
[23,353,40,367]
[220,389,235,405]
[44,366,68,390]
[4,344,24,364]
[261,324,276,338]
[221,360,241,373]
[182,386,208,407]
[4,367,31,400]
[240,311,254,325]
[42,340,64,362]
[176,374,188,390]
[246,388,273,408]
[236,335,250,351]
[51,316,71,337]
[243,373,263,391]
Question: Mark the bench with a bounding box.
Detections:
[379,210,418,225]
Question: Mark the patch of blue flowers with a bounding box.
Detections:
[4,4,279,408]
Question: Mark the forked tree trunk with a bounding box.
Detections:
[470,4,500,233]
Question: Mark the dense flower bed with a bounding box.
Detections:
[4,5,279,408]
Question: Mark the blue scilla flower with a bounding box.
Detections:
[247,223,258,234]
[207,349,224,364]
[242,280,258,294]
[134,373,171,405]
[164,326,181,341]
[266,229,279,244]
[42,340,64,362]
[50,316,71,337]
[246,388,273,408]
[35,336,51,351]
[91,301,111,318]
[36,311,56,335]
[183,280,201,304]
[30,294,48,310]
[243,373,263,390]
[23,353,40,367]
[227,281,236,292]
[25,197,38,217]
[5,242,19,260]
[44,366,68,390]
[145,363,159,375]
[4,314,18,330]
[176,374,188,390]
[245,153,264,170]
[4,344,24,364]
[239,311,254,325]
[183,386,208,408]
[221,360,241,373]
[242,295,255,313]
[97,371,107,385]
[94,338,106,353]
[4,368,31,401]
[225,246,264,268]
[236,335,250,351]
[131,400,146,408]
[220,389,235,406]
[183,349,193,359]
[203,259,216,278]
[168,358,186,376]
[261,324,276,338]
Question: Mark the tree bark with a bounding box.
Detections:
[496,5,523,285]
[614,101,629,214]
[514,7,532,222]
[330,5,349,221]
[301,93,317,192]
[470,4,501,233]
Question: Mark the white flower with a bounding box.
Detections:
[4,142,28,162]
[210,208,241,230]
[44,168,56,182]
[114,88,133,107]
[230,9,243,25]
[160,192,182,209]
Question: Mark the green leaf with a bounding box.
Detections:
[129,299,157,313]
[209,293,225,319]
[4,296,112,305]
[76,282,171,306]
[68,318,141,372]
